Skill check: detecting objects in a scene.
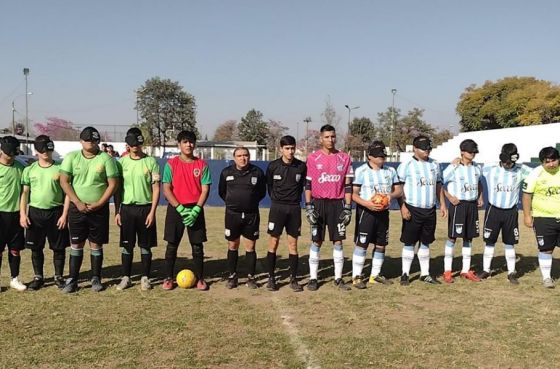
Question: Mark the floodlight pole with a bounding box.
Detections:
[344,104,360,152]
[303,117,311,158]
[24,68,30,154]
[390,88,397,160]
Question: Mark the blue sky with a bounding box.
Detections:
[1,0,559,139]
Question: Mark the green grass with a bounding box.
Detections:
[1,207,560,369]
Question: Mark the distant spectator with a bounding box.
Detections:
[107,145,120,158]
[101,143,108,153]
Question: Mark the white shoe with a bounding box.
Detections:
[10,277,27,291]
[116,276,132,291]
[140,276,152,291]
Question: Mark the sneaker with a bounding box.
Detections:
[443,271,454,284]
[140,276,152,291]
[289,278,303,292]
[226,274,238,289]
[543,278,555,289]
[352,276,367,289]
[507,271,519,285]
[307,279,319,291]
[478,270,491,280]
[369,275,393,285]
[28,277,44,291]
[400,274,410,286]
[196,279,209,291]
[10,277,27,291]
[420,275,442,284]
[460,270,481,282]
[62,278,78,294]
[162,278,174,290]
[334,278,351,291]
[266,277,278,291]
[116,276,132,291]
[246,275,259,289]
[91,276,104,292]
[54,276,65,289]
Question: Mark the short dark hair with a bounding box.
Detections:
[35,135,51,144]
[233,146,249,156]
[539,146,560,162]
[279,135,296,147]
[177,130,197,144]
[320,124,335,133]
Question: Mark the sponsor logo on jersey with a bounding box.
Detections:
[193,168,201,177]
[318,172,341,183]
[316,164,323,170]
[251,177,257,185]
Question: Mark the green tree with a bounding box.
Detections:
[238,109,268,145]
[266,119,288,155]
[136,77,197,149]
[347,116,375,159]
[213,120,238,141]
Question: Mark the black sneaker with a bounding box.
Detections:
[334,278,351,291]
[478,270,491,280]
[266,277,278,291]
[420,275,441,285]
[507,271,520,285]
[352,276,367,290]
[400,274,410,286]
[226,274,238,289]
[246,275,259,289]
[91,276,104,292]
[62,278,78,294]
[307,279,319,291]
[28,277,44,291]
[289,278,303,292]
[54,276,65,289]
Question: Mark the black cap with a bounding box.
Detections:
[500,143,519,164]
[367,141,387,158]
[125,130,144,146]
[80,126,101,143]
[460,139,479,153]
[413,136,432,151]
[0,136,20,156]
[34,135,55,154]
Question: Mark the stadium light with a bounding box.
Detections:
[344,104,360,136]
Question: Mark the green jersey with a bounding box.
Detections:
[116,155,160,205]
[0,160,25,212]
[523,165,560,218]
[21,161,65,209]
[60,150,119,204]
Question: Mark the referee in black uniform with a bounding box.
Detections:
[219,147,267,289]
[265,136,306,292]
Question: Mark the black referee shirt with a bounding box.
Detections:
[266,157,306,205]
[219,163,266,212]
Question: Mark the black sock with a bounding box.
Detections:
[267,251,276,278]
[246,251,257,277]
[140,248,152,278]
[90,249,103,279]
[53,250,65,277]
[289,253,299,279]
[192,244,204,280]
[165,244,178,279]
[8,250,21,278]
[31,249,45,278]
[69,248,84,280]
[227,249,238,276]
[121,249,133,277]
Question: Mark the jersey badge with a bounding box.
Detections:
[316,164,323,170]
[193,168,201,177]
[295,174,301,182]
[337,164,344,171]
[226,176,234,181]
[251,177,257,185]
[95,164,105,173]
[52,173,60,180]
[273,175,282,180]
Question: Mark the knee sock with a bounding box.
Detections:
[504,244,516,274]
[483,244,495,273]
[309,243,320,280]
[444,240,455,272]
[370,250,385,278]
[8,249,21,279]
[401,245,415,276]
[538,252,552,281]
[227,249,239,276]
[289,253,299,279]
[352,246,366,278]
[461,241,472,274]
[192,243,204,280]
[418,244,430,276]
[164,243,178,279]
[53,249,65,277]
[140,248,152,278]
[121,247,133,277]
[69,247,84,281]
[333,244,344,280]
[246,250,257,277]
[90,248,103,279]
[267,251,277,278]
[31,249,45,278]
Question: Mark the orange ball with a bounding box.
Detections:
[371,193,389,208]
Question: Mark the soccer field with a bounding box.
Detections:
[1,206,560,369]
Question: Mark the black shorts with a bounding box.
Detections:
[482,205,519,245]
[164,204,207,245]
[68,202,110,245]
[447,201,480,240]
[224,208,260,241]
[120,204,157,249]
[0,211,24,251]
[25,206,70,251]
[354,205,389,247]
[311,199,346,243]
[267,202,301,238]
[400,203,436,245]
[533,217,560,252]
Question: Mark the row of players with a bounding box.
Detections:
[0,123,558,293]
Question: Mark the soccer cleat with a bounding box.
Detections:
[226,274,238,289]
[420,275,441,285]
[478,271,491,280]
[62,278,78,294]
[54,276,65,289]
[307,279,319,291]
[352,276,367,289]
[10,277,27,291]
[289,278,303,292]
[162,278,175,290]
[443,271,454,284]
[28,277,45,291]
[369,275,393,285]
[246,275,259,289]
[266,277,278,291]
[460,270,481,282]
[140,276,152,291]
[91,276,104,292]
[543,278,555,289]
[116,276,132,291]
[334,278,351,291]
[400,274,410,286]
[507,271,519,285]
[196,279,209,291]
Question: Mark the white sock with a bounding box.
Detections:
[461,241,472,274]
[370,251,385,278]
[309,244,320,280]
[538,252,552,281]
[401,245,415,276]
[352,246,366,278]
[483,244,495,273]
[504,244,516,273]
[444,240,455,272]
[333,244,344,280]
[418,244,430,276]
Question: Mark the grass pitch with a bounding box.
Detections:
[1,207,560,369]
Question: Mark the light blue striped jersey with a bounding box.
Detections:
[482,162,532,209]
[442,162,482,201]
[354,163,398,200]
[397,157,442,209]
